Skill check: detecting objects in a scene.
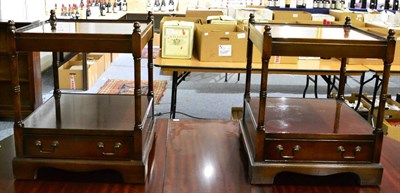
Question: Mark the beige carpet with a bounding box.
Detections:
[97,79,167,104]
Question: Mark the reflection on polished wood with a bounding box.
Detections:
[0,119,399,193]
[250,98,373,135]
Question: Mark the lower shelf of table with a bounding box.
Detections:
[12,93,155,183]
[240,97,384,185]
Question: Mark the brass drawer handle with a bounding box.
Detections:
[276,144,301,159]
[337,146,362,160]
[97,142,122,156]
[35,140,59,154]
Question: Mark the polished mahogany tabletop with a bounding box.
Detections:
[22,94,150,131]
[21,21,150,35]
[1,118,399,193]
[249,97,373,135]
[253,24,381,41]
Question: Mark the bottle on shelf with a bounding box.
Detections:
[318,0,324,8]
[331,0,336,8]
[324,0,330,8]
[273,0,279,7]
[340,0,345,8]
[68,4,72,16]
[285,0,290,7]
[61,4,66,16]
[154,0,161,11]
[146,0,152,11]
[116,0,121,10]
[160,0,167,12]
[335,0,342,9]
[100,0,106,16]
[369,0,376,9]
[86,3,92,17]
[313,0,318,8]
[168,0,175,12]
[268,0,273,7]
[384,0,390,9]
[296,0,304,8]
[80,0,85,10]
[122,0,128,11]
[113,0,118,13]
[106,0,112,13]
[394,0,399,10]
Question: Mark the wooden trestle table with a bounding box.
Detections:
[155,55,369,118]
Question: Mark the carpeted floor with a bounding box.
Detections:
[97,79,168,104]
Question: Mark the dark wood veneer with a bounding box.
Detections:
[6,11,155,183]
[0,21,42,119]
[241,15,396,185]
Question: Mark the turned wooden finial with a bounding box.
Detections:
[147,11,154,22]
[388,29,396,41]
[344,16,351,28]
[8,20,16,33]
[133,22,141,33]
[49,9,57,31]
[264,25,271,36]
[249,13,255,24]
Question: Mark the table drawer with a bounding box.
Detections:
[24,135,134,160]
[264,139,374,162]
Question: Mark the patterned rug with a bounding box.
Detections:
[97,79,167,104]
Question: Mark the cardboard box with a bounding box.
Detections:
[185,10,224,24]
[344,92,371,120]
[208,15,237,25]
[273,11,312,21]
[195,24,247,62]
[160,16,202,49]
[161,20,195,59]
[329,10,364,22]
[234,8,273,22]
[58,60,98,90]
[371,99,400,141]
[312,14,335,22]
[104,53,111,69]
[71,53,106,76]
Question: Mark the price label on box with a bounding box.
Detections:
[219,45,232,57]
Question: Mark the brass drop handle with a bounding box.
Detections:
[97,142,122,156]
[337,146,362,160]
[35,140,59,154]
[276,144,301,159]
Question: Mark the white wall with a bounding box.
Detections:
[0,0,46,21]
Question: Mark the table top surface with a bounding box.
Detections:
[19,20,149,35]
[1,118,399,193]
[253,24,384,41]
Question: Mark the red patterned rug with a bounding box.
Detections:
[97,79,167,104]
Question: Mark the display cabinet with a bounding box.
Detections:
[241,15,395,185]
[6,11,155,183]
[0,20,42,119]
